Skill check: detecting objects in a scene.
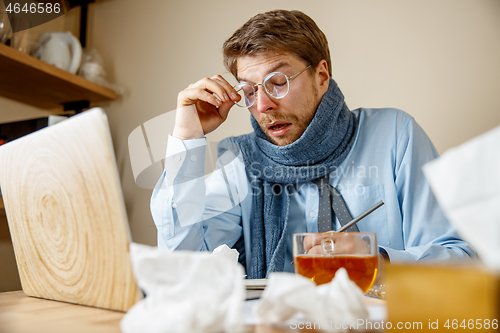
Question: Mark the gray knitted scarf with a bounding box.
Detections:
[218,79,357,278]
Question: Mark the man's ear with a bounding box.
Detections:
[315,60,330,94]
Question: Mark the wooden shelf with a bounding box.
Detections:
[0,43,116,109]
[0,196,3,210]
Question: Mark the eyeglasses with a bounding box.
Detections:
[233,65,312,108]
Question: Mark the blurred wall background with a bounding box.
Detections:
[1,1,499,275]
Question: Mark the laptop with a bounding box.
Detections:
[0,108,141,311]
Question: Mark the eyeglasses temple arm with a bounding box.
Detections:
[288,64,312,80]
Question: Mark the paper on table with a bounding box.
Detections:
[120,243,245,333]
[255,268,368,332]
[423,124,500,270]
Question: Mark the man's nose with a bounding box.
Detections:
[256,86,277,114]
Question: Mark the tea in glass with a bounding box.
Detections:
[293,232,378,293]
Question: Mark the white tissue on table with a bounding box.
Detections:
[255,268,369,332]
[120,243,245,333]
[211,244,240,263]
[423,124,500,270]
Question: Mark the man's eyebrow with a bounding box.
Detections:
[237,61,291,83]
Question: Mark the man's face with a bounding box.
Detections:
[236,54,323,146]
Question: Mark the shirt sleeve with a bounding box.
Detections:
[150,135,244,251]
[380,118,477,262]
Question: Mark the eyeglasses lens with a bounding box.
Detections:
[233,72,290,108]
[264,73,288,98]
[234,83,255,108]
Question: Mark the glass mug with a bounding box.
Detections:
[293,232,378,293]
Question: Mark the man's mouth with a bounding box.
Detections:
[266,121,293,136]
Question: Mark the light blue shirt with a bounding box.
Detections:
[151,108,475,272]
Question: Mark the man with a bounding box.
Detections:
[151,10,475,278]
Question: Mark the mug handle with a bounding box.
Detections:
[63,32,82,74]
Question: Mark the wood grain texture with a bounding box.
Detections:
[0,109,140,311]
[0,291,124,333]
[0,43,116,109]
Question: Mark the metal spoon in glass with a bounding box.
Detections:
[336,200,385,233]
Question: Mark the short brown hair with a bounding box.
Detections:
[223,10,332,78]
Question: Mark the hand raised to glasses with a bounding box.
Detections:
[173,75,241,140]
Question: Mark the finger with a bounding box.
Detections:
[217,100,234,120]
[303,235,314,252]
[191,77,232,103]
[308,245,322,255]
[332,241,356,254]
[332,235,369,255]
[303,234,322,252]
[304,232,338,252]
[211,75,240,101]
[180,88,222,108]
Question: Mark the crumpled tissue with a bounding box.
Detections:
[212,243,240,263]
[255,268,368,332]
[120,243,245,333]
[423,125,500,270]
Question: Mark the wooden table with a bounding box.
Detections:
[0,291,384,333]
[0,291,304,333]
[0,291,124,333]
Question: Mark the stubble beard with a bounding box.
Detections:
[258,83,320,146]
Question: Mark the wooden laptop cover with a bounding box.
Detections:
[0,109,141,311]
